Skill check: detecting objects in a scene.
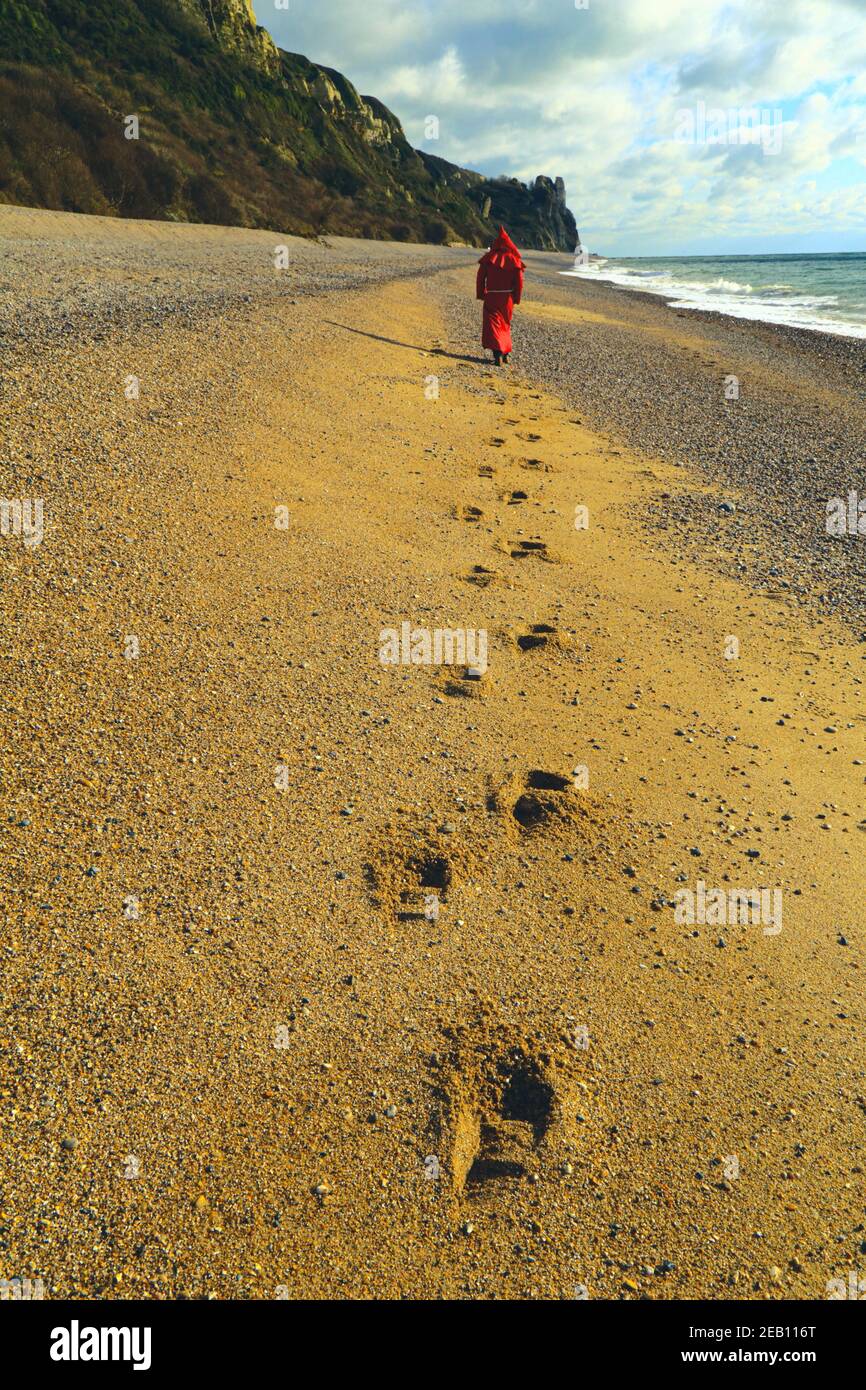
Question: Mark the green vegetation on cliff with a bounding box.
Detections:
[0,0,578,248]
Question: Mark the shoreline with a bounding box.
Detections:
[561,251,866,345]
[526,248,866,369]
[579,274,866,356]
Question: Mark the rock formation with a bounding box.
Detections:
[0,0,578,250]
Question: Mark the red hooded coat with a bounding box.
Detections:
[476,227,525,354]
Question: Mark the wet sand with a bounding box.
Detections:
[1,209,864,1300]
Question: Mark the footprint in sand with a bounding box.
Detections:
[434,1033,559,1197]
[394,854,451,920]
[458,504,484,522]
[442,667,487,700]
[516,622,558,651]
[478,463,496,478]
[462,564,504,588]
[508,537,559,562]
[366,829,473,922]
[516,432,543,443]
[487,768,588,836]
[520,457,553,473]
[509,771,574,831]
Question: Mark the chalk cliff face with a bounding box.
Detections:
[180,0,280,69]
[0,0,578,250]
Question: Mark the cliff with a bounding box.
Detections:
[0,0,578,250]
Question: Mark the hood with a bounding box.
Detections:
[480,225,525,270]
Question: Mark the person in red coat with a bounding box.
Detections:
[476,226,525,366]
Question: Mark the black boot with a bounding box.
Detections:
[493,350,502,366]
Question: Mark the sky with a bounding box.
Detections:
[258,0,866,257]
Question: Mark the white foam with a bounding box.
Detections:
[560,261,866,339]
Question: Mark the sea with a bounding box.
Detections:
[562,252,866,340]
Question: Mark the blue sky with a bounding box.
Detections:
[256,0,866,256]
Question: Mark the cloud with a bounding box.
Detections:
[260,0,866,253]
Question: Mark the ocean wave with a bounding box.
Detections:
[559,259,866,339]
[708,276,753,293]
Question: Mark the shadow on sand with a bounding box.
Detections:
[324,321,486,364]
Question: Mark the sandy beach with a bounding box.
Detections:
[1,207,864,1301]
